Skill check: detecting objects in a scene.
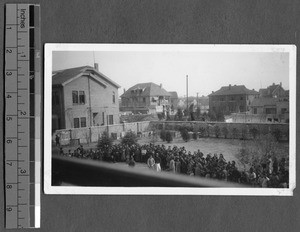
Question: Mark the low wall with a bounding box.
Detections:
[55,121,151,145]
[150,121,289,140]
[55,120,289,145]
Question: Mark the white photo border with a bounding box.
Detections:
[44,44,296,196]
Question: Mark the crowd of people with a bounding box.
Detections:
[56,141,289,188]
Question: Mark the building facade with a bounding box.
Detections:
[120,82,171,114]
[168,91,179,112]
[250,83,289,123]
[208,85,259,116]
[52,65,120,131]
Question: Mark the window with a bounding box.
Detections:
[74,118,80,128]
[254,108,257,114]
[281,108,287,114]
[112,92,116,104]
[240,96,243,100]
[52,91,59,105]
[72,91,78,104]
[108,115,113,125]
[102,112,105,125]
[266,108,276,114]
[72,91,85,104]
[79,91,85,104]
[80,117,86,127]
[143,97,146,103]
[93,113,98,126]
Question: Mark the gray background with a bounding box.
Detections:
[0,0,299,231]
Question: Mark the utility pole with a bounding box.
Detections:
[186,75,188,114]
[197,92,199,109]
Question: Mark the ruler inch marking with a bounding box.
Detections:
[5,4,40,229]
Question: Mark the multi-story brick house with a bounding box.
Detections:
[208,84,259,116]
[250,83,289,123]
[52,64,120,131]
[120,82,171,114]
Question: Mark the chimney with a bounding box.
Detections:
[160,83,162,88]
[272,83,275,86]
[123,88,126,94]
[280,82,282,86]
[229,84,231,89]
[94,63,99,71]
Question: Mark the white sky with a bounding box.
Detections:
[52,50,289,97]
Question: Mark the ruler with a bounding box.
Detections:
[4,4,41,228]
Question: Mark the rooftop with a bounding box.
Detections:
[121,82,171,98]
[209,85,259,96]
[52,65,120,88]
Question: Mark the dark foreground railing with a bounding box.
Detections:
[52,155,244,187]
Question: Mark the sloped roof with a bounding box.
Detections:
[251,98,276,107]
[52,65,120,88]
[169,91,178,99]
[209,85,259,96]
[121,82,171,98]
[259,84,285,97]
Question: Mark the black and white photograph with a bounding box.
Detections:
[44,44,296,195]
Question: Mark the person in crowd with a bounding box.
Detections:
[249,167,257,186]
[168,156,176,173]
[147,154,155,170]
[55,134,60,147]
[267,155,273,174]
[128,156,135,167]
[154,153,161,172]
[272,157,278,174]
[175,157,181,174]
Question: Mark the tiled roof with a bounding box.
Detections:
[52,65,120,88]
[121,82,171,98]
[209,85,259,96]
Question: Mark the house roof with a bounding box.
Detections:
[209,85,259,96]
[52,65,120,88]
[259,83,286,97]
[251,98,277,107]
[169,91,178,99]
[121,82,171,98]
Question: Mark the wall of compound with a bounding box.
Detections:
[150,121,289,141]
[54,121,151,145]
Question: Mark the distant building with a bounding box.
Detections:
[168,91,179,111]
[259,82,287,98]
[120,82,171,114]
[208,84,259,115]
[197,96,209,114]
[250,83,289,123]
[177,96,209,113]
[52,64,120,131]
